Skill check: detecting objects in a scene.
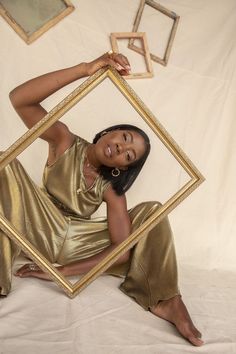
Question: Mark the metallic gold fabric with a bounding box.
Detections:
[0,156,68,295]
[0,137,179,308]
[43,136,110,219]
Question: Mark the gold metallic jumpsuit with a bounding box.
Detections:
[0,136,179,308]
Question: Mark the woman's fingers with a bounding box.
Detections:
[106,55,131,75]
[15,263,30,274]
[107,58,124,71]
[15,263,40,277]
[87,52,131,76]
[113,53,131,71]
[15,263,60,281]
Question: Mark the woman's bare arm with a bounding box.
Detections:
[9,63,88,144]
[15,186,132,279]
[9,53,131,164]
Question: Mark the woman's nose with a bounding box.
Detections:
[116,143,122,154]
[116,142,130,154]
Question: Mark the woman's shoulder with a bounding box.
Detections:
[60,134,90,157]
[45,134,90,169]
[75,135,90,148]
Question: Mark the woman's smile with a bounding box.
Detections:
[105,144,112,158]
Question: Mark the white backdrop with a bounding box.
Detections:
[1,1,236,353]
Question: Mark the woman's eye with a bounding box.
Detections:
[126,152,131,161]
[123,133,127,142]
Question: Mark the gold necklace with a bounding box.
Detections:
[76,174,99,194]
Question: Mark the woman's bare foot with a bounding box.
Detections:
[150,295,203,346]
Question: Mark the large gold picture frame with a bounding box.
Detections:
[0,67,204,298]
[0,0,74,44]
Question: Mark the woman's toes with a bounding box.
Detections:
[188,335,204,346]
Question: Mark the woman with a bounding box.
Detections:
[0,52,203,346]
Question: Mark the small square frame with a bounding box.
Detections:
[0,67,204,298]
[0,0,74,44]
[129,0,180,66]
[110,32,153,79]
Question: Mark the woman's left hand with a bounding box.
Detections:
[86,52,131,76]
[15,263,62,281]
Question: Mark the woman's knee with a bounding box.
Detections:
[129,201,163,225]
[131,201,162,213]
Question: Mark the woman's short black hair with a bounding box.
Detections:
[93,124,151,195]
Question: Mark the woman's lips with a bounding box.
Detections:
[105,145,112,158]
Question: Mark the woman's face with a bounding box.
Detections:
[94,129,146,169]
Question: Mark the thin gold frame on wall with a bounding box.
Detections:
[0,0,74,44]
[110,32,153,79]
[129,0,180,66]
[0,67,204,298]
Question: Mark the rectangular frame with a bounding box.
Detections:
[0,0,74,44]
[0,67,204,298]
[129,0,180,66]
[110,32,153,79]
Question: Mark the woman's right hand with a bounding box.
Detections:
[86,52,131,76]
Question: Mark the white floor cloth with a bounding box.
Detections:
[0,0,236,353]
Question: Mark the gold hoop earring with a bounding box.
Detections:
[111,168,120,177]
